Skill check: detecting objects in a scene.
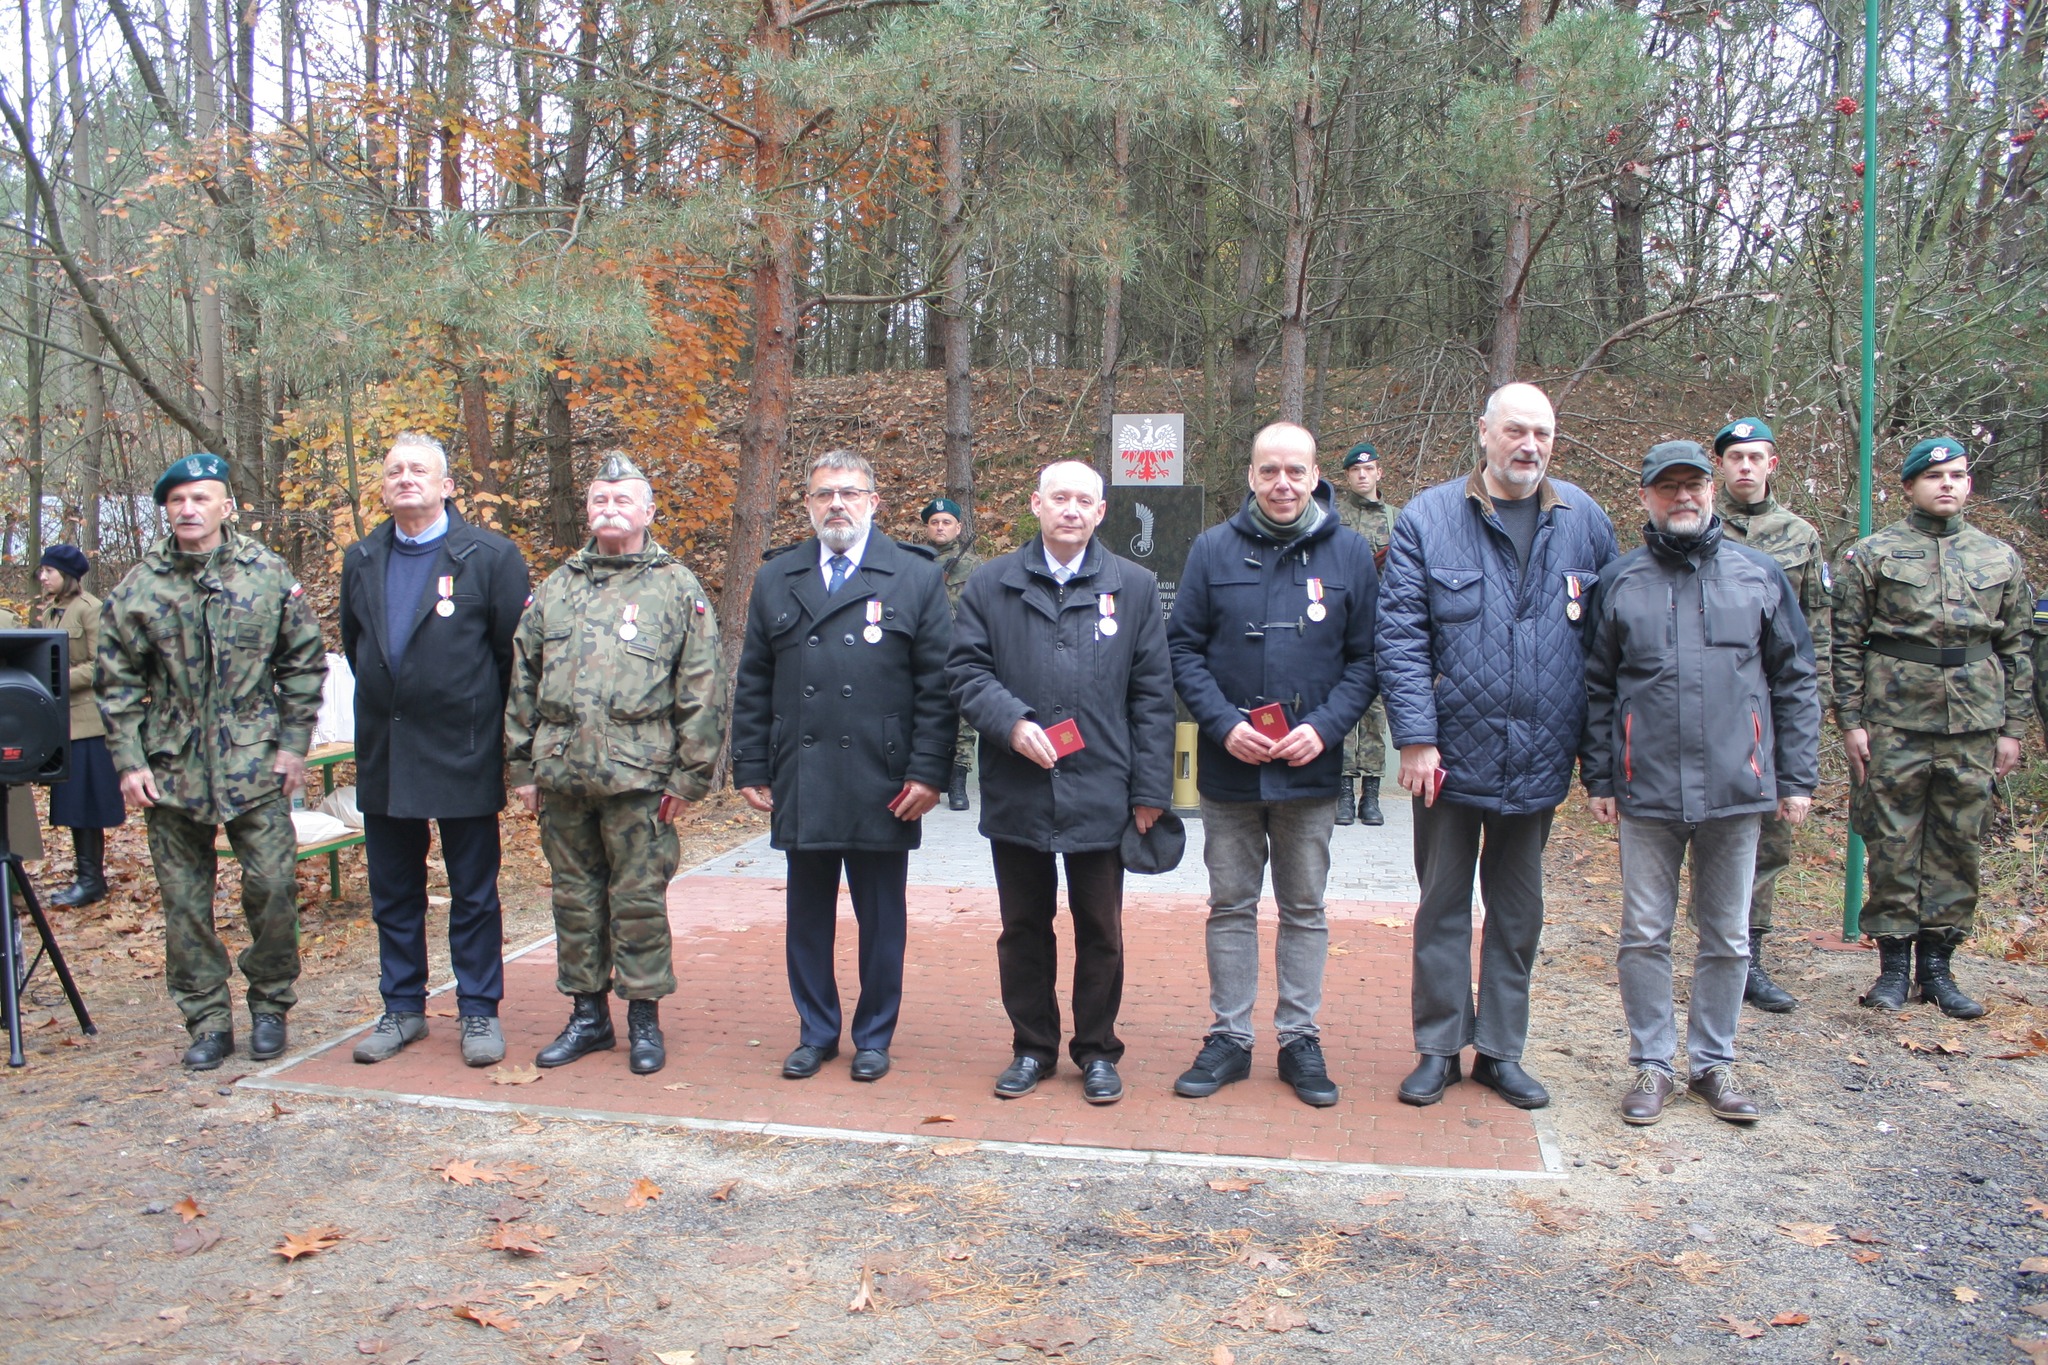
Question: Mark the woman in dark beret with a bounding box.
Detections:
[37,543,124,906]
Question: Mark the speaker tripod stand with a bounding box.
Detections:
[1,783,95,1067]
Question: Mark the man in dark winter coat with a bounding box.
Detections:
[340,434,531,1067]
[731,450,954,1084]
[1167,422,1379,1108]
[1378,382,1619,1111]
[947,461,1176,1106]
[1582,441,1819,1127]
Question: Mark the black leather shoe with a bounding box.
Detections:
[1471,1053,1550,1109]
[994,1055,1050,1098]
[1278,1036,1340,1106]
[248,1012,288,1061]
[1082,1059,1124,1105]
[782,1042,839,1078]
[182,1031,234,1071]
[850,1048,891,1082]
[1358,785,1384,826]
[1173,1035,1252,1097]
[626,999,665,1075]
[1397,1052,1460,1106]
[536,993,615,1067]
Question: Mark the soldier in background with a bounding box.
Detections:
[1333,441,1398,826]
[506,453,728,1077]
[1833,437,2031,1020]
[98,454,327,1070]
[923,497,984,811]
[1709,418,1830,1012]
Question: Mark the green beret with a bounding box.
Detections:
[1712,418,1774,456]
[1341,442,1379,469]
[1903,436,1968,482]
[153,452,232,505]
[920,497,963,522]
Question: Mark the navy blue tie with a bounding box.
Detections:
[827,554,852,595]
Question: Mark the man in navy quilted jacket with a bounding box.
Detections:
[1377,383,1619,1110]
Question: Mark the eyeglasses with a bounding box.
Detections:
[806,486,875,506]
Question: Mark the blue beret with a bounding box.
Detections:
[1341,442,1379,469]
[1902,436,1967,482]
[153,452,232,505]
[39,544,89,580]
[1713,419,1774,455]
[920,497,963,522]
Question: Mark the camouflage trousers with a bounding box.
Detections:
[1340,696,1388,781]
[954,717,977,771]
[145,800,301,1036]
[1850,725,1996,938]
[538,788,679,999]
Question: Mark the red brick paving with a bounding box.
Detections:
[269,874,1547,1174]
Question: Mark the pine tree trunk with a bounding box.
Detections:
[61,0,104,551]
[1092,109,1131,478]
[1275,0,1324,424]
[545,369,578,549]
[1489,0,1544,389]
[937,116,974,532]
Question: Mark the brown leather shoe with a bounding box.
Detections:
[1686,1065,1761,1123]
[1620,1068,1674,1125]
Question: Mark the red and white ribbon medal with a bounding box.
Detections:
[619,602,639,641]
[1566,574,1583,622]
[1305,578,1327,623]
[1097,593,1118,637]
[864,598,884,644]
[435,575,455,617]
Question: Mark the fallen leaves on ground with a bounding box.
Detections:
[1779,1222,1842,1248]
[1211,1349,1235,1365]
[2011,1339,2048,1365]
[710,1179,740,1202]
[2020,1257,2048,1274]
[171,1226,223,1256]
[918,1114,955,1125]
[1241,1248,1289,1272]
[510,1114,545,1135]
[486,1224,558,1255]
[928,1139,978,1156]
[1953,1285,1982,1302]
[654,1352,700,1365]
[1712,1315,1765,1339]
[1845,1228,1887,1244]
[709,1244,775,1267]
[1262,1302,1308,1332]
[511,1276,592,1308]
[2025,1197,2048,1219]
[1990,1029,2048,1060]
[1208,1177,1263,1193]
[275,1227,345,1261]
[578,1179,661,1216]
[546,1337,584,1360]
[989,1316,1096,1355]
[1849,1249,1883,1264]
[489,1064,544,1085]
[723,1323,797,1350]
[453,1303,517,1331]
[172,1196,203,1223]
[1771,1311,1810,1326]
[1358,1191,1404,1206]
[1511,1193,1590,1234]
[1670,1251,1727,1283]
[434,1159,510,1186]
[847,1267,877,1313]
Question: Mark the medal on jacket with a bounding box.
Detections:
[1305,578,1327,623]
[863,598,883,643]
[435,575,455,617]
[619,602,639,641]
[1565,574,1583,622]
[1097,593,1118,637]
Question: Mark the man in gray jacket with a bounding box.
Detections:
[1582,441,1819,1127]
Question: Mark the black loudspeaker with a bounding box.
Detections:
[0,630,68,786]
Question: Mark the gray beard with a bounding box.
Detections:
[817,520,865,553]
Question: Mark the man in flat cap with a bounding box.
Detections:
[98,454,327,1069]
[1833,436,2031,1020]
[1333,441,1399,826]
[506,452,728,1077]
[922,496,984,811]
[1707,418,1831,1013]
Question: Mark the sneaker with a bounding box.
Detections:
[1278,1036,1340,1107]
[460,1016,506,1068]
[1173,1035,1252,1098]
[353,1011,427,1064]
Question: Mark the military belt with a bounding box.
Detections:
[1864,635,1994,668]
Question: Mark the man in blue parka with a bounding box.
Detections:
[1377,383,1619,1110]
[1167,422,1379,1107]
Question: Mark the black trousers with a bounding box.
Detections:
[989,842,1126,1066]
[784,849,908,1052]
[1409,797,1554,1061]
[365,813,505,1017]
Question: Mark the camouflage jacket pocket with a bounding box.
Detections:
[607,734,676,780]
[536,625,578,718]
[607,632,674,722]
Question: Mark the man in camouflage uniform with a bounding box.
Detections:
[1333,441,1397,826]
[1708,418,1831,1012]
[97,454,327,1070]
[506,453,727,1076]
[923,496,984,811]
[1832,437,2031,1020]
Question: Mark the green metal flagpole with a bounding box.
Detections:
[1844,0,1880,941]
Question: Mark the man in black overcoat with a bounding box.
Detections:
[730,449,954,1083]
[339,433,531,1067]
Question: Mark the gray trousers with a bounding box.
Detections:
[1410,797,1554,1061]
[1618,814,1758,1077]
[1198,795,1337,1048]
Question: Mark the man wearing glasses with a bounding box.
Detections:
[731,451,955,1083]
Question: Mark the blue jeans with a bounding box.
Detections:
[1198,796,1336,1048]
[1617,814,1759,1077]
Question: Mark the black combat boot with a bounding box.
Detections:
[48,827,106,908]
[947,763,970,812]
[1914,929,1986,1020]
[626,999,666,1074]
[1858,936,1913,1011]
[536,993,615,1067]
[1358,783,1384,827]
[1335,778,1356,826]
[1743,928,1796,1013]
